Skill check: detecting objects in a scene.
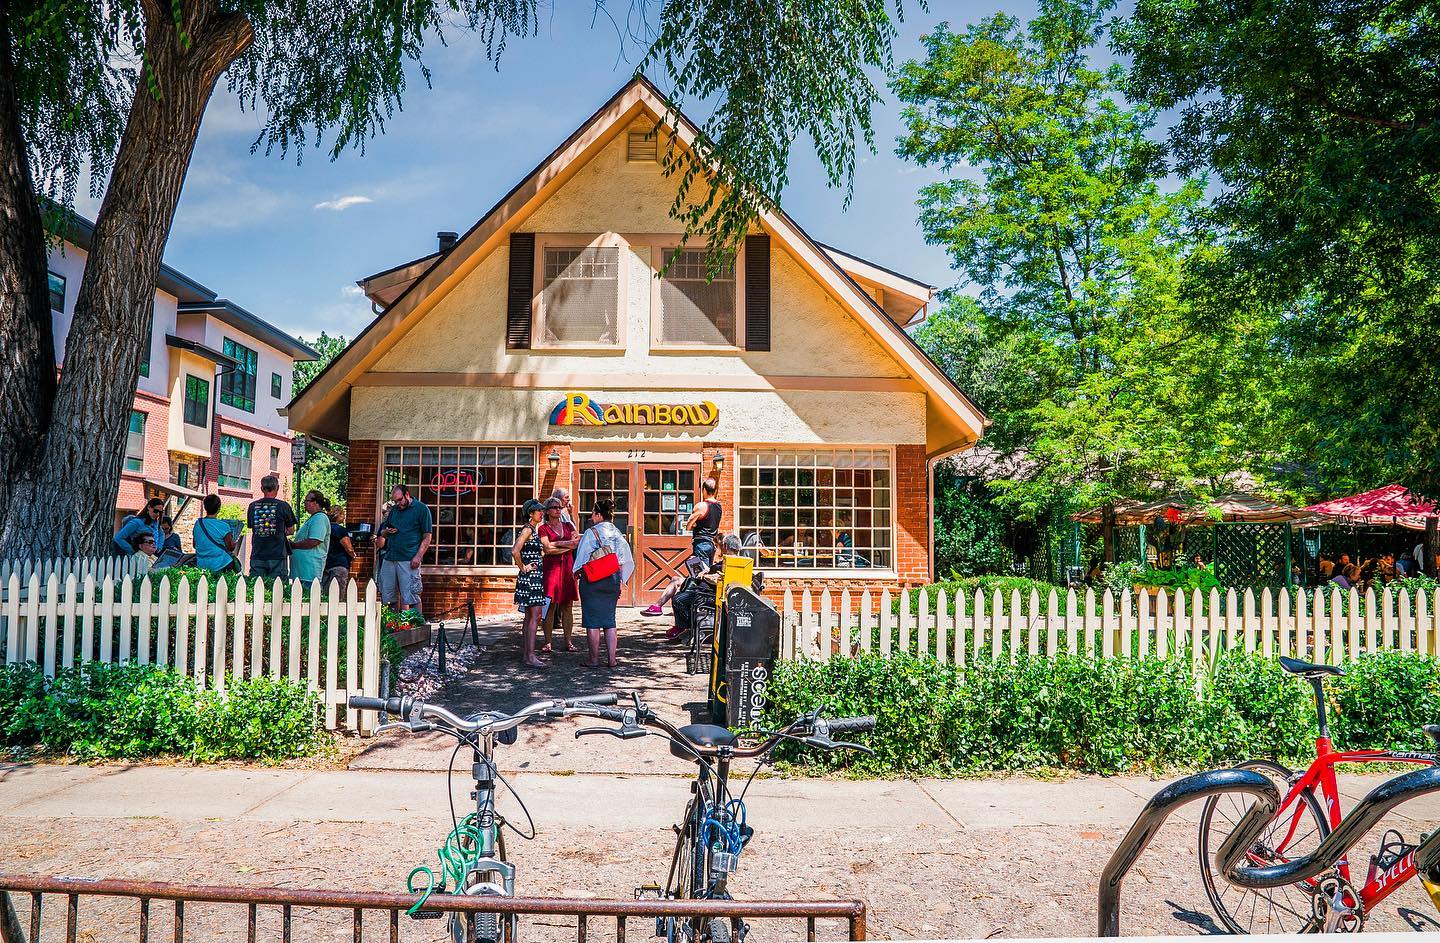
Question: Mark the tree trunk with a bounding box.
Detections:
[1101,503,1116,565]
[0,2,252,559]
[0,7,58,534]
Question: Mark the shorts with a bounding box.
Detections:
[324,566,351,590]
[379,559,423,610]
[691,537,717,566]
[250,557,289,580]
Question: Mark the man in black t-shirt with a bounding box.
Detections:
[246,474,297,579]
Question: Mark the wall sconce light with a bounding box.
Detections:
[711,451,726,474]
[547,449,561,472]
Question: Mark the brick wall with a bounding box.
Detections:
[894,444,930,585]
[346,440,381,586]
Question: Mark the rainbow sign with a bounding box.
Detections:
[548,392,719,427]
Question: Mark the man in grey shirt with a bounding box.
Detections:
[376,484,433,612]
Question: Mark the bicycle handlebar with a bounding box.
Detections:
[349,692,621,735]
[350,695,404,715]
[826,716,876,736]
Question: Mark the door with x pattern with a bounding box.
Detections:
[636,465,700,606]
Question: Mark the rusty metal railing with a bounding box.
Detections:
[0,874,866,942]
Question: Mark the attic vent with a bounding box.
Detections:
[627,129,658,163]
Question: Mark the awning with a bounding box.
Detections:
[144,478,206,500]
[1303,485,1437,530]
[1072,492,1312,525]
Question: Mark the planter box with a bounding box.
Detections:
[389,623,432,649]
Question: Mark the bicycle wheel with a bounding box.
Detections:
[1198,758,1329,934]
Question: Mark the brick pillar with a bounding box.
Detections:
[347,440,380,585]
[707,442,738,536]
[894,444,930,585]
[537,442,572,504]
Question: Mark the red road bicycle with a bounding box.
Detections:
[1199,655,1440,933]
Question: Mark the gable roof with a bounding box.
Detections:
[289,75,987,452]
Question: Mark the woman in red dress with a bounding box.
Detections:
[539,497,581,653]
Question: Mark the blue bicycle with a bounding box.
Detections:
[570,695,874,943]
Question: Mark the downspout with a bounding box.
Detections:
[926,441,976,583]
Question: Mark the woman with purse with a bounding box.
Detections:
[193,494,239,575]
[511,499,549,668]
[572,498,634,668]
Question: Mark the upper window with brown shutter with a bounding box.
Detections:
[653,247,738,348]
[743,234,771,351]
[534,237,624,348]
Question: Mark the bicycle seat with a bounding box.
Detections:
[1278,655,1344,679]
[670,723,737,760]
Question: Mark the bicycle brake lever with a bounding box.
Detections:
[830,740,874,756]
[575,726,624,739]
[374,722,409,735]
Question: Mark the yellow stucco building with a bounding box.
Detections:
[289,77,986,613]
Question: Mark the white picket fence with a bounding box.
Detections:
[780,585,1440,667]
[0,555,144,587]
[0,572,384,733]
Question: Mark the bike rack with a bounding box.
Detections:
[1098,764,1440,936]
[0,874,868,943]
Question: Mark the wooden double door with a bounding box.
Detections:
[574,463,700,606]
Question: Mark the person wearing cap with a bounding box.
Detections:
[511,498,549,669]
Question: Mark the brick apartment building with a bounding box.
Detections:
[48,213,317,544]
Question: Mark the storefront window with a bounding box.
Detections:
[738,448,893,571]
[383,446,537,567]
[656,248,735,346]
[540,246,620,346]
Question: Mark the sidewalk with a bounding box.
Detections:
[5,762,1440,938]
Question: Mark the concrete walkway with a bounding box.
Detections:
[6,762,1440,939]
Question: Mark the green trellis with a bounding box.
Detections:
[1211,522,1294,589]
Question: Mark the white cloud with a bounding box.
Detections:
[313,194,373,212]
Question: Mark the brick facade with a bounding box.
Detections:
[345,438,933,617]
[118,391,298,552]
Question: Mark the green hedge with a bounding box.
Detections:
[762,650,1440,776]
[0,662,326,762]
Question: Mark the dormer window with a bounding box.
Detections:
[537,243,622,347]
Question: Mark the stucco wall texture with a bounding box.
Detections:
[372,122,908,385]
[351,386,925,445]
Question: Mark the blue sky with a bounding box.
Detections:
[79,3,1044,343]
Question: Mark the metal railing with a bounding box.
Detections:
[0,874,866,943]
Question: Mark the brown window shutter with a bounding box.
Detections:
[506,232,535,350]
[743,234,770,351]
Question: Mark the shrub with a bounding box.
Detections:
[193,676,324,761]
[763,650,1440,776]
[0,662,324,762]
[1331,651,1440,752]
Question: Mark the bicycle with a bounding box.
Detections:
[1198,655,1440,933]
[569,694,875,943]
[349,691,618,943]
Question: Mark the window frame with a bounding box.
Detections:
[531,233,628,351]
[138,312,153,379]
[378,442,539,574]
[218,434,254,491]
[271,372,283,400]
[47,271,66,313]
[270,446,280,472]
[124,410,146,474]
[649,241,745,351]
[182,374,210,428]
[734,445,898,578]
[220,338,258,413]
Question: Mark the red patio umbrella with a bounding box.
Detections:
[1304,485,1437,530]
